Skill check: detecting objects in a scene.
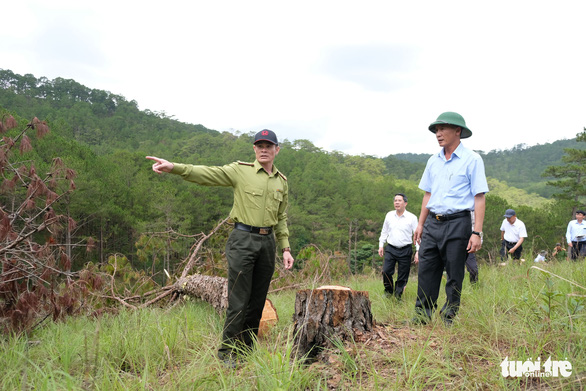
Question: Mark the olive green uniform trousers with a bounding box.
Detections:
[218,229,276,357]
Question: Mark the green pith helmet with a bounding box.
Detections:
[428,112,472,138]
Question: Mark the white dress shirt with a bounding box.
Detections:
[378,210,419,249]
[566,219,586,242]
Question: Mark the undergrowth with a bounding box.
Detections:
[0,260,584,390]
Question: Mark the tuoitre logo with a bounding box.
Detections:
[500,357,572,378]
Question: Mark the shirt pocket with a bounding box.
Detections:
[445,173,469,196]
[244,186,264,209]
[267,190,283,214]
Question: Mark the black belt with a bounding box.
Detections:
[505,240,518,246]
[234,222,272,235]
[388,243,412,250]
[429,210,469,221]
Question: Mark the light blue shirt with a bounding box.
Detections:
[566,219,586,242]
[419,142,489,214]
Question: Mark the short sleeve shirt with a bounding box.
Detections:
[500,218,528,243]
[419,142,489,214]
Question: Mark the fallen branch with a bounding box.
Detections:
[180,217,229,279]
[108,255,137,310]
[139,289,174,308]
[269,283,303,294]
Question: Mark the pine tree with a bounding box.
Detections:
[542,128,586,215]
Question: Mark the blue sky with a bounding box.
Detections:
[2,1,586,156]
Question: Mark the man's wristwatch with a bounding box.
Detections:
[472,231,483,239]
[282,247,291,253]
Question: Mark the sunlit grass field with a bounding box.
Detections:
[1,259,584,390]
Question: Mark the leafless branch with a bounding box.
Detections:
[179,216,229,279]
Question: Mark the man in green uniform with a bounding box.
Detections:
[146,129,294,365]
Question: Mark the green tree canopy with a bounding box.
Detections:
[542,128,586,215]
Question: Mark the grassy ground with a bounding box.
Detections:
[1,260,585,390]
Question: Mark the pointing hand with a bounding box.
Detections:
[146,156,174,174]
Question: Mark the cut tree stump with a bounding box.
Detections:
[292,285,374,358]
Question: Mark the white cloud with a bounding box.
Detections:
[318,44,419,92]
[1,1,585,157]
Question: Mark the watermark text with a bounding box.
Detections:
[501,356,572,378]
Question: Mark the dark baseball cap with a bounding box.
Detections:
[254,129,278,145]
[504,209,516,218]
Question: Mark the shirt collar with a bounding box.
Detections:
[254,159,278,176]
[438,142,464,161]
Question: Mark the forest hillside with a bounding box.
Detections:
[0,69,579,278]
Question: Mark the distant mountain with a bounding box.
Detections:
[481,140,582,197]
[393,152,431,165]
[1,68,578,200]
[0,69,575,267]
[0,68,218,156]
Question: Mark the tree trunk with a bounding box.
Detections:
[173,274,278,337]
[292,285,374,358]
[65,203,72,266]
[174,274,229,311]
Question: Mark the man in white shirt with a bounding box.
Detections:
[378,193,419,299]
[566,209,586,260]
[500,209,527,260]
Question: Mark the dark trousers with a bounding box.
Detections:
[219,229,276,358]
[415,213,471,320]
[570,241,586,260]
[382,243,413,298]
[501,240,522,260]
[465,252,478,284]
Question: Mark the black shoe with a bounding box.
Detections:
[442,317,454,327]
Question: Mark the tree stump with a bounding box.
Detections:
[292,285,374,358]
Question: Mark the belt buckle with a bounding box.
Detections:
[259,228,269,235]
[435,214,443,221]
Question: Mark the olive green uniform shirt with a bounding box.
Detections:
[170,160,290,249]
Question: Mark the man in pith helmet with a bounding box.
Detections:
[412,112,489,326]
